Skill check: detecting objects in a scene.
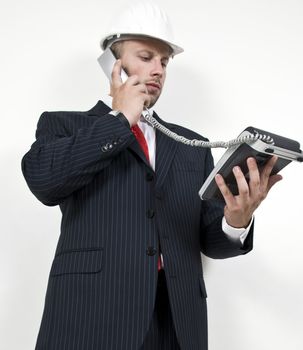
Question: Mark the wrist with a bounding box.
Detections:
[109,110,131,128]
[224,216,252,229]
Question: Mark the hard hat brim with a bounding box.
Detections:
[100,33,184,56]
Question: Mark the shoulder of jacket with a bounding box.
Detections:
[40,109,87,118]
[38,109,92,126]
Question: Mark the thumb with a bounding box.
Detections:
[267,174,283,192]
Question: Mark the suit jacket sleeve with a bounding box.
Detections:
[199,148,254,259]
[21,111,133,206]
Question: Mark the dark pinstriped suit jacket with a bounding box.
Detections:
[22,101,253,350]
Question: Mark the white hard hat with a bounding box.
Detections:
[100,1,184,57]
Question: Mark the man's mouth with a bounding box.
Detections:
[146,82,161,91]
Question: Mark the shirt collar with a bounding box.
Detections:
[103,95,154,123]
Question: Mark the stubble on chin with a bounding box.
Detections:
[147,91,162,108]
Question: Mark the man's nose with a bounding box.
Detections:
[150,59,164,77]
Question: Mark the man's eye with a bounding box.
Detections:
[140,56,150,61]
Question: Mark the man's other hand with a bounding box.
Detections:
[215,156,283,228]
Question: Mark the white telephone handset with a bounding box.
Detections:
[97,48,128,83]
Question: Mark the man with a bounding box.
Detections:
[22,2,282,349]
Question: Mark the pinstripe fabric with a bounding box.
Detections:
[140,270,180,349]
[22,101,254,350]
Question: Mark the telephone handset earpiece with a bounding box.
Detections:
[97,47,128,83]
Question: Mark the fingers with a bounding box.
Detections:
[261,156,283,192]
[112,60,141,88]
[110,61,150,124]
[215,165,250,206]
[215,173,235,207]
[260,155,278,190]
[267,174,283,191]
[215,157,275,203]
[111,60,147,94]
[126,74,140,86]
[232,165,250,198]
[215,156,283,229]
[132,82,151,106]
[111,59,123,87]
[134,82,148,94]
[246,157,261,200]
[242,156,283,202]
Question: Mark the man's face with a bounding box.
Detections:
[119,39,171,108]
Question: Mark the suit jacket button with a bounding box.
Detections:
[155,191,163,200]
[146,173,154,182]
[146,209,155,218]
[146,247,157,256]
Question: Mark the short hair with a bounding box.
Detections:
[110,41,124,59]
[109,37,173,59]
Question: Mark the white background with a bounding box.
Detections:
[1,0,302,349]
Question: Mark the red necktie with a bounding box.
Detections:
[131,124,150,162]
[131,124,162,271]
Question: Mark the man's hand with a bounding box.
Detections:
[110,59,151,126]
[215,156,283,228]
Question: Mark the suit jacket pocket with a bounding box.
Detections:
[50,248,103,277]
[199,275,208,298]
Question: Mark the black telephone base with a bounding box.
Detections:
[199,127,302,201]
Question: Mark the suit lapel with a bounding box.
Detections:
[153,113,178,188]
[127,139,151,168]
[87,101,178,174]
[87,101,152,168]
[128,114,179,174]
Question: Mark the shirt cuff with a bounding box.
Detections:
[222,216,254,245]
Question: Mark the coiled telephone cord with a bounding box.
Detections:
[143,109,274,149]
